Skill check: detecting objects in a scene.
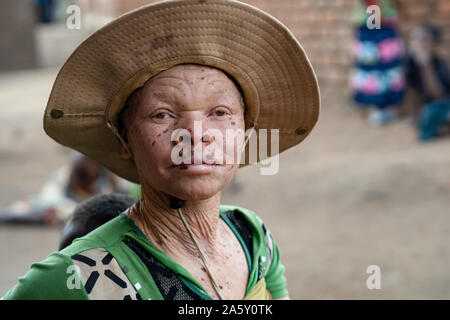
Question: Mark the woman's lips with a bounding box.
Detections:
[170,163,223,174]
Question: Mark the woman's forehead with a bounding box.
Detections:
[159,63,222,76]
[140,64,241,102]
[150,64,233,87]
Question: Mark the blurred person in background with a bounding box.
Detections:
[405,23,450,142]
[59,193,136,250]
[34,0,56,23]
[0,152,139,225]
[350,0,406,126]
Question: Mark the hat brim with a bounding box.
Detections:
[44,0,320,184]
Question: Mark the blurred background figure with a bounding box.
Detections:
[350,0,406,126]
[59,193,136,250]
[34,0,56,23]
[0,152,139,225]
[405,23,450,142]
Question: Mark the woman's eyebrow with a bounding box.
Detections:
[208,91,229,104]
[152,91,174,102]
[203,79,242,106]
[205,79,241,99]
[150,86,184,102]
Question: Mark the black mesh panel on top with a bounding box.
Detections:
[223,209,254,260]
[123,236,204,300]
[122,209,254,300]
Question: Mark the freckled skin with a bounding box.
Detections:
[121,64,250,299]
[124,64,246,201]
[175,217,249,300]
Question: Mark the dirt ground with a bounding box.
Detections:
[1,68,450,299]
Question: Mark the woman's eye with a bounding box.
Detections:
[214,110,226,116]
[153,112,171,119]
[211,108,228,117]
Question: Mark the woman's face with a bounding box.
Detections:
[122,64,245,200]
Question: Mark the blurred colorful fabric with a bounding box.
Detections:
[350,0,406,108]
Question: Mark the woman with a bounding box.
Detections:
[3,0,320,300]
[350,0,406,125]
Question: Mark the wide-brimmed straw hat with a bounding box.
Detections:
[44,0,320,184]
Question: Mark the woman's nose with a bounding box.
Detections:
[172,118,215,147]
[174,115,215,145]
[172,132,215,147]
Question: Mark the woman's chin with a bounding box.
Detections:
[168,179,228,201]
[142,164,237,201]
[175,188,222,201]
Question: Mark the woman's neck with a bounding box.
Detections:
[128,186,223,257]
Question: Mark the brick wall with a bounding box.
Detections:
[396,0,450,60]
[242,0,450,85]
[77,0,450,86]
[242,0,356,84]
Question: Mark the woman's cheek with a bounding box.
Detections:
[227,117,246,160]
[131,126,162,163]
[149,128,175,162]
[222,130,245,165]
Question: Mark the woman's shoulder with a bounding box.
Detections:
[3,214,132,300]
[220,204,259,222]
[220,204,288,298]
[220,204,272,233]
[220,204,275,259]
[3,251,88,299]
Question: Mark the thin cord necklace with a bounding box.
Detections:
[173,126,256,300]
[177,207,224,300]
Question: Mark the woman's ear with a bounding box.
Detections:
[107,120,134,160]
[118,129,133,160]
[120,134,133,160]
[121,143,133,160]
